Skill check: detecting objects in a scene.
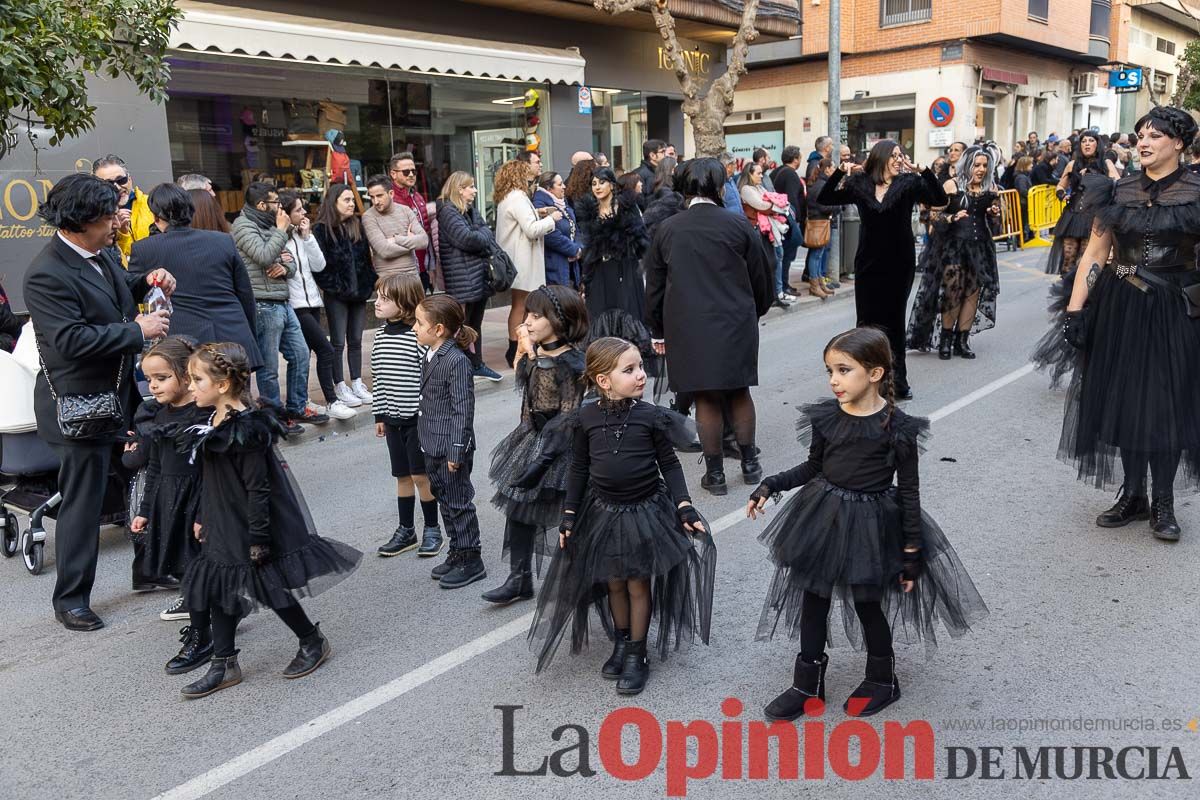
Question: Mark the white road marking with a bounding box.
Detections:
[153,362,1038,800]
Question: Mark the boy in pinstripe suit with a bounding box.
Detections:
[414,295,487,589]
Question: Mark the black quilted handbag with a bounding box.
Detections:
[35,332,126,441]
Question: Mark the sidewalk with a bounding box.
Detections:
[280,267,856,443]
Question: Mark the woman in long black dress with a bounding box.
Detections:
[818,140,948,399]
[576,167,650,333]
[906,143,1002,360]
[1045,131,1121,276]
[645,158,775,496]
[1057,106,1200,542]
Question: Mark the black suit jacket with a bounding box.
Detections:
[23,235,149,445]
[129,226,263,369]
[417,340,475,462]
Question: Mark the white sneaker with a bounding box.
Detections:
[327,399,357,420]
[777,292,796,304]
[335,382,363,408]
[307,402,327,415]
[351,378,374,403]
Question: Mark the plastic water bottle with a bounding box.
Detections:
[144,281,172,316]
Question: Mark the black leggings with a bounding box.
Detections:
[799,590,893,661]
[294,307,337,405]
[192,603,316,658]
[324,297,366,383]
[1120,449,1182,499]
[693,388,756,457]
[462,299,487,369]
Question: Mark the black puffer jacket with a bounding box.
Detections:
[436,200,494,303]
[312,221,375,302]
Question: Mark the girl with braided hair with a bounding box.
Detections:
[482,285,589,605]
[745,327,987,721]
[175,342,361,698]
[905,142,1003,360]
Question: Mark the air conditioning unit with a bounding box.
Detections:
[1072,73,1099,96]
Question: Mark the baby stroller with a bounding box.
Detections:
[0,335,131,575]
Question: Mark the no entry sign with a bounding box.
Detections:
[929,97,954,127]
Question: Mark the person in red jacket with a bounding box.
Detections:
[389,152,434,292]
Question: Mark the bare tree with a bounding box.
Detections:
[594,0,762,156]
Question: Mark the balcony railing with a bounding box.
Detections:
[880,0,932,27]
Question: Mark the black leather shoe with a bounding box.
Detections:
[1095,492,1150,528]
[182,652,242,698]
[844,654,902,717]
[700,470,728,496]
[1150,496,1182,542]
[616,639,649,695]
[601,628,630,679]
[938,329,954,360]
[954,331,976,359]
[765,653,827,721]
[55,607,104,631]
[481,571,533,605]
[283,624,332,679]
[165,626,214,675]
[377,525,418,557]
[741,457,763,485]
[133,576,181,593]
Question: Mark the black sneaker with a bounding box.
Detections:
[431,550,459,580]
[417,526,445,557]
[160,594,189,621]
[378,525,418,557]
[288,407,330,425]
[283,419,305,436]
[440,550,487,589]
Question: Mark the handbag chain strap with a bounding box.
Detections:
[32,319,128,402]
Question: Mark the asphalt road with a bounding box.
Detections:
[2,249,1197,799]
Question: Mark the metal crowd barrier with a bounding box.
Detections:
[992,189,1024,250]
[1025,184,1066,248]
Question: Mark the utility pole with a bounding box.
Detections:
[827,0,843,281]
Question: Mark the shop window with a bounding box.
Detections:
[1028,0,1049,22]
[880,0,931,27]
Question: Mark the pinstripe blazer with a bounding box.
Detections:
[418,339,475,461]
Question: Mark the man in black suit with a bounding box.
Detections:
[130,184,262,370]
[24,174,174,631]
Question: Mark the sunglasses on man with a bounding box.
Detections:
[393,168,417,177]
[105,174,130,186]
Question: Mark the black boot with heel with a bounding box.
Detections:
[938,328,954,360]
[700,455,727,496]
[954,330,976,359]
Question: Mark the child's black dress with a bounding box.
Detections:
[756,399,988,655]
[489,348,587,568]
[131,399,208,579]
[528,399,716,672]
[179,408,362,616]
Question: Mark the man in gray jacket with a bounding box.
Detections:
[231,182,322,429]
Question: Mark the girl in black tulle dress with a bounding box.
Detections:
[746,327,988,721]
[906,144,1002,360]
[483,285,590,606]
[528,337,715,696]
[176,342,361,699]
[1049,107,1200,542]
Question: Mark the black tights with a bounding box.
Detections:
[607,578,651,641]
[1120,449,1182,499]
[505,519,535,572]
[799,590,892,662]
[190,603,316,658]
[693,388,756,457]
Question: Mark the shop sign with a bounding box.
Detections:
[578,87,592,115]
[657,47,711,75]
[725,130,783,163]
[929,97,954,127]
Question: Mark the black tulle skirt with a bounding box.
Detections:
[756,477,988,657]
[906,235,1000,350]
[144,472,201,579]
[1030,267,1084,389]
[1056,268,1200,492]
[528,484,716,672]
[489,419,565,568]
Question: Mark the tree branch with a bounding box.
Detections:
[712,0,761,102]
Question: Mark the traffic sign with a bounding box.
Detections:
[929,97,955,127]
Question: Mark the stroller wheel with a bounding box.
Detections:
[20,528,45,575]
[1,512,18,558]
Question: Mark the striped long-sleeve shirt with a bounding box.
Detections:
[371,320,425,424]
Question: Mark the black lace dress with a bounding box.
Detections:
[906,190,1001,349]
[528,400,716,672]
[179,408,362,616]
[489,348,587,569]
[755,400,988,656]
[1045,168,1114,275]
[130,400,208,579]
[1052,168,1200,492]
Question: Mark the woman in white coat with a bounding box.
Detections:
[493,159,560,366]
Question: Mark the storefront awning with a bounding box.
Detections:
[171,2,586,85]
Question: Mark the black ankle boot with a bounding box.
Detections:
[601,628,630,679]
[165,625,214,675]
[181,652,242,698]
[1096,490,1150,528]
[700,455,727,496]
[954,331,976,359]
[938,329,954,360]
[282,623,331,679]
[481,570,534,605]
[505,339,518,368]
[1150,496,1181,542]
[764,653,828,721]
[843,654,901,717]
[739,444,762,485]
[616,639,649,695]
